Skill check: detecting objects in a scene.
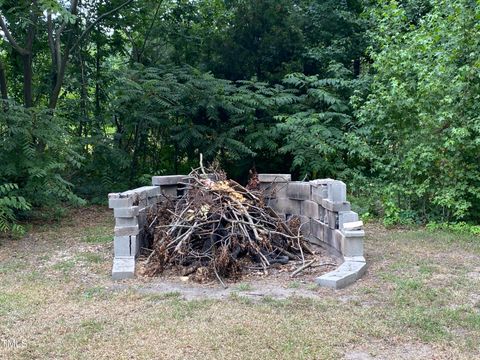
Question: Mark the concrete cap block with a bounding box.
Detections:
[287,182,311,200]
[114,206,140,218]
[338,211,359,230]
[310,179,335,187]
[343,221,363,231]
[121,186,160,199]
[321,199,351,212]
[152,175,185,186]
[258,174,291,183]
[112,256,135,280]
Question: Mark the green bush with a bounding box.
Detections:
[0,101,85,218]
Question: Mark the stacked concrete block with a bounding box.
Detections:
[108,185,162,280]
[258,174,366,289]
[109,172,366,287]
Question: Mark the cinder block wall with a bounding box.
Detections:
[108,173,366,287]
[259,174,364,258]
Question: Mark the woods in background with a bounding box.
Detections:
[0,0,479,233]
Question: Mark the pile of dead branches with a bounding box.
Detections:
[143,166,311,285]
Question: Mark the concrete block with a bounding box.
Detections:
[152,175,185,186]
[159,185,178,199]
[325,210,339,229]
[343,229,365,238]
[321,199,351,212]
[114,206,140,218]
[108,197,134,209]
[298,215,311,236]
[311,219,324,241]
[327,181,346,202]
[301,200,319,219]
[311,185,328,203]
[258,174,291,183]
[114,236,131,257]
[112,256,135,280]
[316,270,357,289]
[287,182,311,200]
[259,182,288,199]
[323,226,335,247]
[344,221,363,230]
[316,260,366,289]
[344,256,366,263]
[341,236,364,256]
[115,217,138,227]
[267,197,301,215]
[114,225,140,237]
[122,186,160,200]
[338,211,359,230]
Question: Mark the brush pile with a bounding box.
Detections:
[143,167,312,284]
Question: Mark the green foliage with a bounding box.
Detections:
[356,0,480,222]
[0,183,30,235]
[276,65,356,178]
[0,101,85,211]
[426,222,480,237]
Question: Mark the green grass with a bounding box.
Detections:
[81,225,111,244]
[1,208,480,359]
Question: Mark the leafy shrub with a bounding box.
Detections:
[0,183,30,235]
[355,0,480,222]
[0,101,85,215]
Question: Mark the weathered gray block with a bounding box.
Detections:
[341,236,364,256]
[267,197,301,215]
[114,236,131,257]
[338,211,359,230]
[114,225,140,237]
[316,260,366,289]
[115,217,138,227]
[159,185,178,198]
[321,199,351,212]
[152,175,185,186]
[259,182,288,199]
[258,174,291,183]
[301,200,319,219]
[311,219,324,241]
[343,229,365,238]
[112,256,135,280]
[327,181,346,202]
[108,197,134,209]
[298,215,311,236]
[325,210,338,229]
[122,186,160,200]
[287,182,311,200]
[114,206,140,218]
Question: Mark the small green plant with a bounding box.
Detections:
[234,283,253,292]
[426,222,480,236]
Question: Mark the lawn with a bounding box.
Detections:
[0,206,479,359]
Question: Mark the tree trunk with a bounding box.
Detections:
[0,60,8,100]
[22,54,33,107]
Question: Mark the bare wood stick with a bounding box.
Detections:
[291,260,316,278]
